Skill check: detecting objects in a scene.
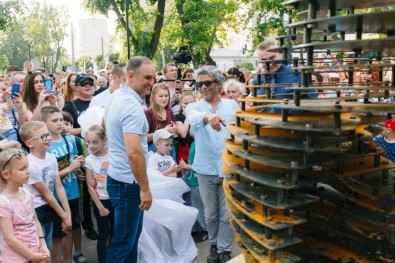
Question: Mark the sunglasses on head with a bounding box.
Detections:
[196,80,217,89]
[29,133,52,142]
[2,150,25,170]
[79,81,94,87]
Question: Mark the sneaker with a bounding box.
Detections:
[191,230,200,241]
[194,230,208,243]
[218,251,232,263]
[207,244,219,263]
[73,253,90,263]
[85,228,98,240]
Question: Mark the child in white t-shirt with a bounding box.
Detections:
[148,129,182,177]
[84,124,112,263]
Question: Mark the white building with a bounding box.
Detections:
[76,19,111,60]
[210,48,257,72]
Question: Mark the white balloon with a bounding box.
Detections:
[78,106,104,139]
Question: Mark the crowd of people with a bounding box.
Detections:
[0,36,395,263]
[0,40,255,263]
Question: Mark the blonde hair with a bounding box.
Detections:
[0,148,26,189]
[149,83,170,121]
[86,124,106,140]
[19,121,46,141]
[179,91,196,114]
[0,148,21,173]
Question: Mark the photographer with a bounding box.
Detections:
[160,63,180,113]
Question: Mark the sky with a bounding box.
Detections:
[23,0,117,55]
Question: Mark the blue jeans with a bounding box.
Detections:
[197,174,234,253]
[94,199,114,263]
[106,176,143,263]
[185,185,207,232]
[40,222,53,250]
[2,128,17,141]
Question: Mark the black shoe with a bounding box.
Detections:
[194,230,208,243]
[218,251,232,263]
[85,228,98,240]
[207,244,219,263]
[191,230,200,241]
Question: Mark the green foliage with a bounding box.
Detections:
[181,0,237,60]
[159,0,238,66]
[0,1,68,72]
[83,0,239,65]
[78,56,93,72]
[0,0,25,31]
[108,52,120,63]
[95,55,106,69]
[240,0,294,50]
[25,2,69,73]
[0,55,9,74]
[238,62,254,71]
[0,23,30,68]
[82,0,166,58]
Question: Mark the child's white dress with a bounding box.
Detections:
[138,167,198,263]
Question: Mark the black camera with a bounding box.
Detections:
[172,46,193,64]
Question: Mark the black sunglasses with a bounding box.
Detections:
[196,80,217,89]
[2,150,25,170]
[79,81,94,87]
[29,133,52,142]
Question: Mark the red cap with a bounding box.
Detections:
[383,120,395,130]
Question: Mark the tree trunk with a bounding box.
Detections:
[149,0,166,58]
[108,0,138,47]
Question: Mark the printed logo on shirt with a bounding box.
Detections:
[157,159,172,172]
[95,161,109,192]
[95,161,109,183]
[41,165,56,202]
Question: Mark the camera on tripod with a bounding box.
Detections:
[172,46,193,64]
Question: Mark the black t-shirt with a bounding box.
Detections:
[62,99,91,128]
[175,112,194,146]
[93,87,107,96]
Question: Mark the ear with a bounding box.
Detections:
[24,139,34,148]
[1,170,10,181]
[127,71,134,81]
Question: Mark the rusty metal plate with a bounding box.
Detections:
[294,38,395,52]
[288,10,395,34]
[227,122,373,153]
[227,178,318,209]
[265,101,395,114]
[233,113,359,133]
[284,0,395,10]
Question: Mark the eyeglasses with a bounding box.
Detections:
[29,133,52,142]
[196,80,217,89]
[79,81,94,87]
[2,150,25,170]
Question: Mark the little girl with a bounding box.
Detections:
[84,125,113,263]
[175,91,196,164]
[145,83,178,159]
[0,87,15,141]
[0,148,50,262]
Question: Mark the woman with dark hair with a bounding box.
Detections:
[182,67,195,89]
[227,67,246,83]
[19,72,57,121]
